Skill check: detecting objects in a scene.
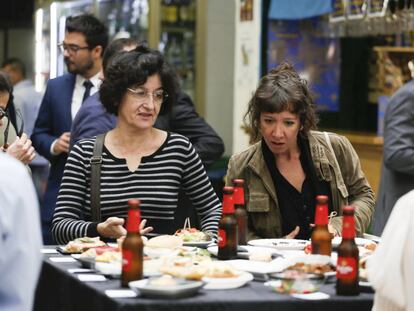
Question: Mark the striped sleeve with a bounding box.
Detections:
[179,136,222,235]
[52,141,95,244]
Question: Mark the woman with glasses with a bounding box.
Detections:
[52,47,222,244]
[0,72,34,164]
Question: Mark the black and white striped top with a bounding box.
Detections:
[52,132,222,245]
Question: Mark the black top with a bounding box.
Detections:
[262,135,333,240]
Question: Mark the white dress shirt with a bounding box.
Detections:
[0,153,43,311]
[70,72,102,119]
[367,190,414,311]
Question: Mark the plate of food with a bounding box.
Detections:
[207,245,281,261]
[57,236,107,254]
[174,228,214,248]
[201,262,254,290]
[248,239,308,250]
[129,275,204,298]
[332,237,377,248]
[265,270,325,294]
[144,235,183,258]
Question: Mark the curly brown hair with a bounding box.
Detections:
[245,62,318,142]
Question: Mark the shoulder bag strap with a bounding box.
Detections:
[90,133,106,222]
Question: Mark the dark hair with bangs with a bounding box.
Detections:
[99,46,179,116]
[245,62,318,142]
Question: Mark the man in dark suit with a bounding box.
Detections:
[32,14,108,244]
[373,79,414,235]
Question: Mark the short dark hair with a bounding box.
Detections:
[2,58,26,77]
[100,46,179,116]
[65,14,108,56]
[102,38,146,75]
[245,62,319,142]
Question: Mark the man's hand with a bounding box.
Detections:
[5,133,35,164]
[284,226,300,239]
[97,217,127,238]
[53,132,71,155]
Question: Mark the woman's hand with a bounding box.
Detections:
[139,219,153,235]
[97,217,127,238]
[328,224,340,237]
[284,226,300,239]
[6,133,35,164]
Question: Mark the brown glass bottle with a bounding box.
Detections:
[233,179,247,245]
[121,199,144,287]
[336,205,359,296]
[311,195,332,256]
[217,187,238,260]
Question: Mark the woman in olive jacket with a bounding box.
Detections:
[226,63,374,241]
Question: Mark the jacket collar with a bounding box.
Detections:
[246,140,278,204]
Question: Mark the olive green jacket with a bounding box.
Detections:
[226,131,375,240]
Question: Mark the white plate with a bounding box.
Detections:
[202,272,254,290]
[95,262,121,276]
[182,240,214,248]
[226,259,284,275]
[207,245,281,259]
[129,278,204,298]
[332,237,376,248]
[248,239,308,250]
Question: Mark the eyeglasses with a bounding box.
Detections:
[126,88,168,105]
[58,42,90,54]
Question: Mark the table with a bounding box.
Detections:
[34,250,374,311]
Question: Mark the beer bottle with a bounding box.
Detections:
[233,179,247,245]
[311,195,332,256]
[217,187,238,260]
[121,199,144,287]
[336,205,360,296]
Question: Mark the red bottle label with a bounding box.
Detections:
[218,229,227,247]
[233,187,244,205]
[342,215,356,239]
[122,250,133,272]
[314,203,328,225]
[222,194,235,214]
[337,257,357,280]
[126,210,141,232]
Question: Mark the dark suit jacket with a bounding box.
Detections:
[373,80,414,235]
[70,91,224,167]
[32,73,76,224]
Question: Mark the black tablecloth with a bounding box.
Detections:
[35,251,374,311]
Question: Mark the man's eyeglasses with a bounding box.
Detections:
[58,43,90,54]
[127,88,168,105]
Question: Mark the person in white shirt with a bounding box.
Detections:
[2,58,49,203]
[367,190,414,311]
[31,14,108,244]
[0,152,43,311]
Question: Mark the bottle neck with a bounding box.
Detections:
[314,202,328,225]
[222,194,235,214]
[342,214,356,239]
[126,209,141,233]
[233,187,245,205]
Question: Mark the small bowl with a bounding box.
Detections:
[266,270,325,294]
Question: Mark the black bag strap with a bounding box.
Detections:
[90,133,106,222]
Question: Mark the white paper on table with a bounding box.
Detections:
[49,257,77,263]
[291,292,330,300]
[41,248,59,254]
[78,274,107,282]
[105,289,137,298]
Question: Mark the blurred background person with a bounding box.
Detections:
[0,152,43,311]
[52,46,221,244]
[2,57,49,205]
[31,14,108,244]
[226,63,374,241]
[0,71,35,164]
[368,190,414,311]
[372,76,414,236]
